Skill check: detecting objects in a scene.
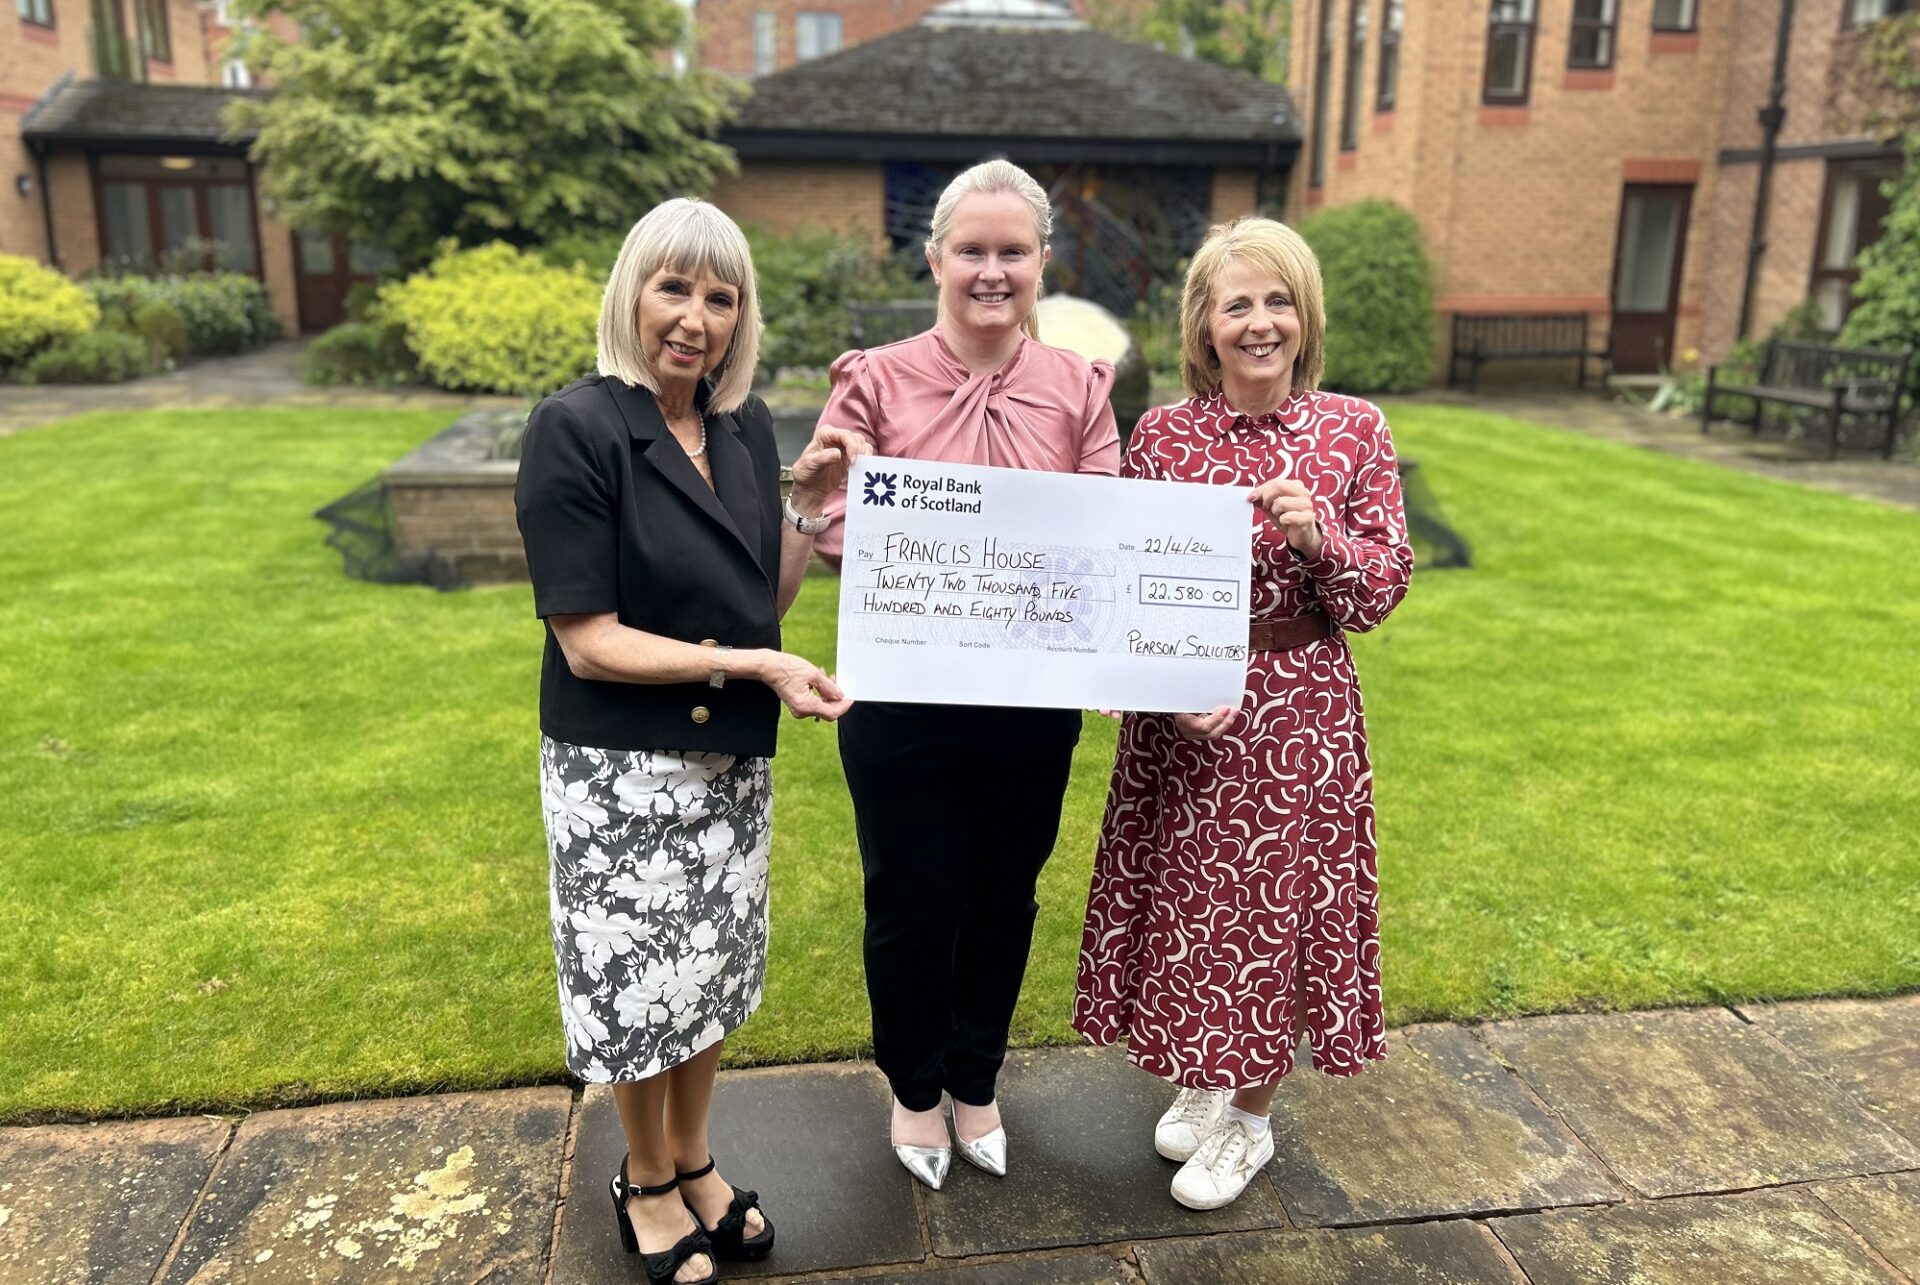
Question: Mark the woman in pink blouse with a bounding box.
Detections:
[814,159,1119,1189]
[1074,218,1412,1211]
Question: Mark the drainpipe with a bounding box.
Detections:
[1738,0,1795,340]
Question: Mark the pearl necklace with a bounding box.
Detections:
[682,409,708,460]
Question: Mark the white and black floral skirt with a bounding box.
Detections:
[539,736,772,1082]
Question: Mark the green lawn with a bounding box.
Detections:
[2,404,1917,1123]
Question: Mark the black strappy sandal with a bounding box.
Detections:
[609,1155,718,1285]
[678,1155,776,1261]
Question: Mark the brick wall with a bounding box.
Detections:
[140,0,215,84]
[1287,0,1747,372]
[3,0,88,261]
[1209,168,1260,225]
[691,0,1158,77]
[257,193,299,335]
[696,0,944,77]
[1702,0,1897,356]
[709,160,887,247]
[45,152,97,276]
[388,480,527,586]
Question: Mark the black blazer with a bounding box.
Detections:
[515,374,784,756]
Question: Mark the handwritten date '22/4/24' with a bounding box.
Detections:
[1122,534,1216,557]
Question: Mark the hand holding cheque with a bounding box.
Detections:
[836,455,1257,713]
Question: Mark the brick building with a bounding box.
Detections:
[3,0,321,333]
[709,0,1297,314]
[1288,0,1912,373]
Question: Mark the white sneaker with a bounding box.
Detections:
[1170,1113,1275,1210]
[1153,1087,1229,1162]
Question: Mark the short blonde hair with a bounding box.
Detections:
[1179,217,1326,400]
[598,198,761,413]
[925,159,1052,341]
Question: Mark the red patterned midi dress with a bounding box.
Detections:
[1073,389,1413,1089]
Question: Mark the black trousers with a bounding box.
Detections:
[838,700,1082,1112]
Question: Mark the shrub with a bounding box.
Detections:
[1841,146,1920,410]
[19,329,154,385]
[380,242,601,396]
[539,231,627,281]
[167,273,280,355]
[1298,200,1437,394]
[304,320,417,387]
[0,255,99,372]
[83,273,279,358]
[134,299,189,363]
[748,228,918,375]
[1128,267,1186,386]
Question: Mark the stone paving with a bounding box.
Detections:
[0,341,517,436]
[2,996,1915,1284]
[1408,385,1920,512]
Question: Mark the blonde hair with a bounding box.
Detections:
[598,198,761,413]
[1179,217,1326,399]
[925,159,1052,341]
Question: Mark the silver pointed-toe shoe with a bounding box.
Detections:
[892,1142,951,1190]
[954,1126,1007,1177]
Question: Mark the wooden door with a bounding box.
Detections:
[293,232,394,333]
[1609,183,1693,374]
[294,230,348,332]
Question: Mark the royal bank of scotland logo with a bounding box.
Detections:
[863,472,897,506]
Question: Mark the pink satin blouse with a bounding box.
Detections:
[811,328,1122,557]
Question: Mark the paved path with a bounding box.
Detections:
[1409,387,1920,512]
[0,341,517,435]
[2,996,1916,1283]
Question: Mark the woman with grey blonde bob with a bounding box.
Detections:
[812,159,1121,1189]
[516,198,868,1285]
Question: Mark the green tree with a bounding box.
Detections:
[225,0,740,267]
[1833,16,1920,378]
[1090,0,1290,84]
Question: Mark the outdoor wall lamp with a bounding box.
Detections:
[14,174,31,197]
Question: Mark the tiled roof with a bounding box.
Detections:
[22,80,266,150]
[727,24,1301,148]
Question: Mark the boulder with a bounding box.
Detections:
[1034,294,1151,436]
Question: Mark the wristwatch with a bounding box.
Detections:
[708,644,734,689]
[783,494,830,535]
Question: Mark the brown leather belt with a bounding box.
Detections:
[1249,611,1336,652]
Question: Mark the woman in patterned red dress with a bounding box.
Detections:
[1073,217,1413,1211]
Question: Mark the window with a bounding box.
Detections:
[1483,0,1536,103]
[97,155,260,275]
[212,0,232,22]
[1309,0,1335,186]
[752,9,776,74]
[1846,0,1908,27]
[18,0,55,26]
[794,11,841,61]
[1376,0,1404,111]
[1569,0,1616,68]
[1340,1,1368,151]
[1651,0,1697,31]
[140,0,172,62]
[1811,157,1901,331]
[222,57,252,88]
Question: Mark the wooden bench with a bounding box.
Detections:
[1448,313,1610,392]
[1701,338,1913,460]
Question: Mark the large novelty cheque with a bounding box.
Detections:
[837,456,1252,712]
